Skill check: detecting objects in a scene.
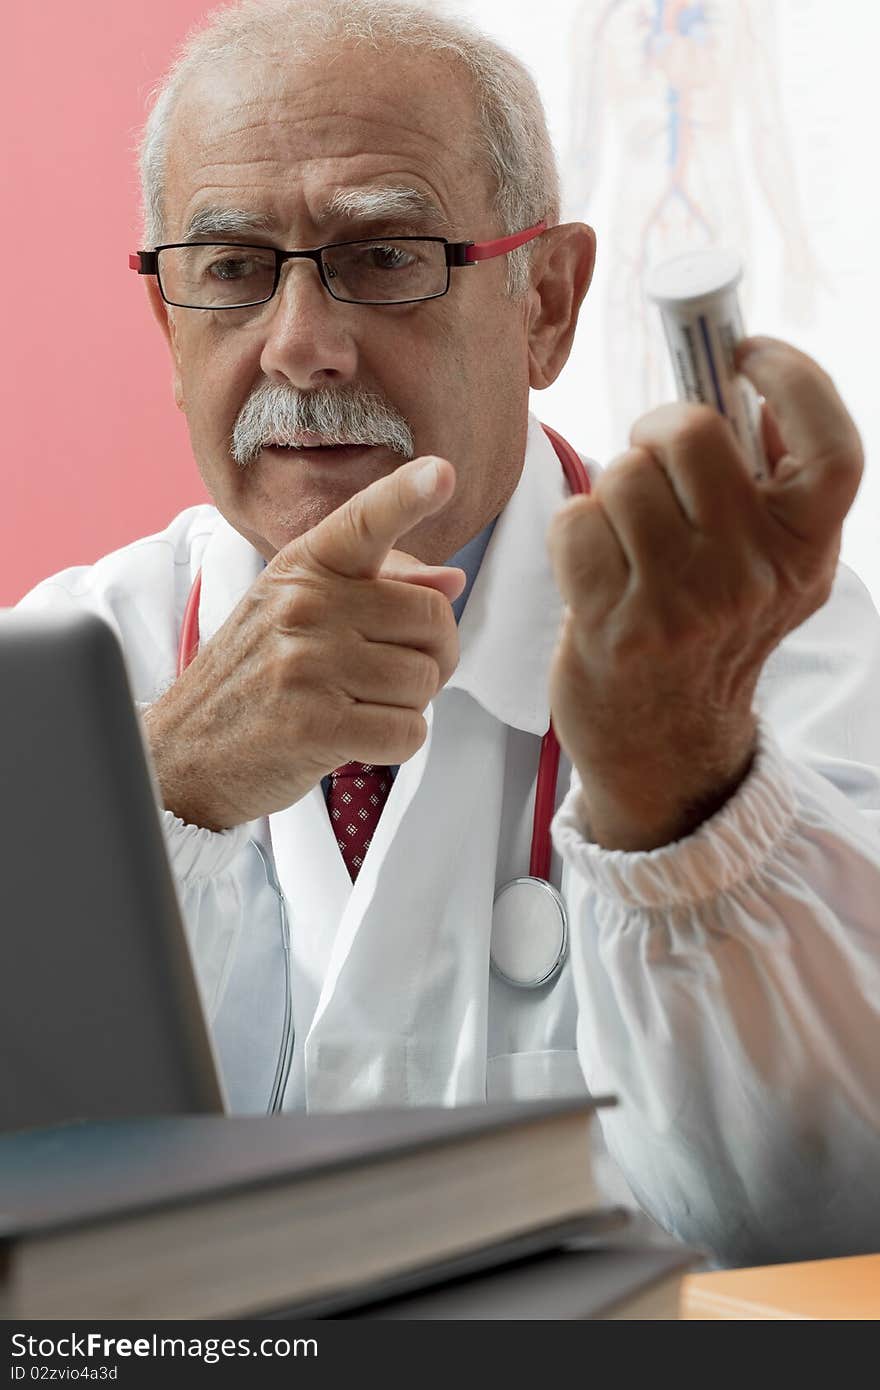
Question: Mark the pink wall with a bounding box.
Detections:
[3,4,216,606]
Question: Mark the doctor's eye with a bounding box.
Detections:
[362,243,419,270]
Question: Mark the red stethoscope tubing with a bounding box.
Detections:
[178,568,202,679]
[177,424,590,880]
[529,425,590,879]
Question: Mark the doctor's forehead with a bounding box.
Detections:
[163,44,489,231]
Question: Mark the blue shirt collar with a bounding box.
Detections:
[449,516,498,624]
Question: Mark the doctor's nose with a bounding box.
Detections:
[259,257,360,390]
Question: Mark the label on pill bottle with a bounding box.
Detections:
[645,249,768,481]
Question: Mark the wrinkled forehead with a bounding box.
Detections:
[163,41,492,233]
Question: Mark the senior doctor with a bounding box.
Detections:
[19,0,880,1264]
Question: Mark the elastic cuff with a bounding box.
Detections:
[551,720,797,909]
[159,808,252,880]
[135,700,252,879]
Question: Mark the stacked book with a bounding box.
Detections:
[0,1097,700,1320]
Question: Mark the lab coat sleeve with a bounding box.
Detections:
[136,738,276,1027]
[153,801,255,1017]
[135,689,273,1019]
[551,562,880,1266]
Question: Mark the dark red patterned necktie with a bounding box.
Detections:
[327,762,392,881]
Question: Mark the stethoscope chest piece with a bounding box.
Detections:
[490,877,568,989]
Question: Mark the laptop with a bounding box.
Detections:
[0,607,225,1133]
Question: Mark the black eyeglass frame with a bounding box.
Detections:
[129,221,548,309]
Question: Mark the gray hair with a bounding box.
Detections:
[134,0,560,298]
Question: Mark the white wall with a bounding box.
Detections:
[455,0,880,606]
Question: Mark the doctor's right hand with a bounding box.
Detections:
[143,456,463,831]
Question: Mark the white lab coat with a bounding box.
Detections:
[18,412,880,1264]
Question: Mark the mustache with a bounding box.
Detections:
[229,382,415,467]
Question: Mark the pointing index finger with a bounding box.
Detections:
[294,455,456,579]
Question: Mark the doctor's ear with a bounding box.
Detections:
[526,223,596,391]
[145,278,187,412]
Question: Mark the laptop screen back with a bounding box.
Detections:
[0,608,225,1133]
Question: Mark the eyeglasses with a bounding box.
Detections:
[129,222,547,309]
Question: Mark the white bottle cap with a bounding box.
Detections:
[644,248,743,308]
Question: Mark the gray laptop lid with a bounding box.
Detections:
[0,608,225,1133]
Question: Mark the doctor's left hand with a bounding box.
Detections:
[546,337,863,852]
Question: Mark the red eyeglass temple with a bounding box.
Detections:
[464,220,547,262]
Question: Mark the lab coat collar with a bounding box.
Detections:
[197,412,581,737]
[445,412,574,736]
[198,513,266,649]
